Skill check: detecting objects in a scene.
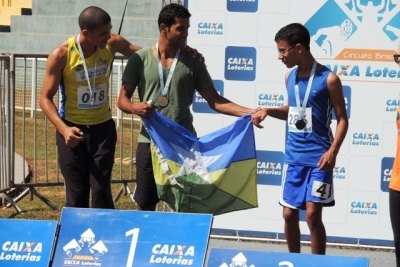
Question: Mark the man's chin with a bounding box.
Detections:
[98,43,107,49]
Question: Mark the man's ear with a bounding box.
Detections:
[81,29,90,37]
[160,23,168,32]
[295,43,303,54]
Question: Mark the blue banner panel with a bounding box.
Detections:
[0,218,57,267]
[52,208,213,267]
[207,248,369,267]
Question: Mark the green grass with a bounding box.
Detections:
[1,108,141,220]
[1,184,138,220]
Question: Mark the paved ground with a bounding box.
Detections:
[207,237,395,267]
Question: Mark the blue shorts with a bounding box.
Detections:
[280,163,335,210]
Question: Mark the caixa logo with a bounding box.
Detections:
[1,241,43,262]
[257,92,285,107]
[225,46,256,81]
[226,0,258,12]
[256,150,284,186]
[381,157,394,192]
[192,80,223,114]
[333,166,347,180]
[197,22,224,36]
[150,244,195,265]
[350,201,378,215]
[386,98,399,112]
[352,132,379,146]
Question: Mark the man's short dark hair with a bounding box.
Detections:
[275,23,310,51]
[78,6,111,31]
[158,3,191,29]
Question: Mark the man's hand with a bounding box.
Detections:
[251,108,267,129]
[62,127,84,148]
[317,149,337,171]
[133,101,154,117]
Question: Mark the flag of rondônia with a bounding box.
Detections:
[142,112,258,215]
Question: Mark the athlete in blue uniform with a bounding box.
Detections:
[252,23,348,254]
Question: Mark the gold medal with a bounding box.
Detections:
[157,96,169,107]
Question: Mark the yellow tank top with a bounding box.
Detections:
[60,36,113,125]
[390,106,400,191]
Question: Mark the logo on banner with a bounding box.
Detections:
[386,97,399,112]
[0,241,43,262]
[381,157,394,192]
[257,92,285,107]
[333,165,347,180]
[150,244,195,265]
[217,252,257,266]
[325,63,400,79]
[61,228,108,266]
[192,80,223,113]
[225,46,256,81]
[352,132,380,146]
[226,0,258,13]
[256,151,284,185]
[305,1,400,81]
[350,201,378,215]
[197,22,224,36]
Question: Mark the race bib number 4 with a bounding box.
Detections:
[77,84,107,109]
[311,180,330,199]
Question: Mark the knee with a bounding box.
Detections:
[283,208,299,224]
[306,210,323,229]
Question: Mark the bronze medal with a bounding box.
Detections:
[295,119,307,130]
[157,95,169,107]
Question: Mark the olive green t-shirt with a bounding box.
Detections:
[122,47,214,143]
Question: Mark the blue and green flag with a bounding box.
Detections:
[142,112,258,215]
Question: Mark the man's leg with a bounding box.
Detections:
[134,143,159,211]
[56,131,90,208]
[306,202,326,254]
[283,206,301,253]
[390,189,400,267]
[90,119,116,209]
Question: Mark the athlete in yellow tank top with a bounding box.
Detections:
[39,6,141,209]
[60,36,113,125]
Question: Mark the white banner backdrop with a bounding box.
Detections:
[186,0,400,246]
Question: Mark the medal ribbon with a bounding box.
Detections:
[294,61,317,119]
[156,42,180,97]
[76,33,97,105]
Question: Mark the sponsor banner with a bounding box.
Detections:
[0,219,57,267]
[381,157,394,192]
[188,0,400,244]
[224,46,256,81]
[192,80,224,114]
[206,248,369,267]
[256,150,284,186]
[226,0,258,13]
[52,208,212,267]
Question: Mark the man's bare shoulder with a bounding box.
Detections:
[47,41,69,64]
[45,40,69,71]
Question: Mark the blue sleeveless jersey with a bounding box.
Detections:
[285,65,334,166]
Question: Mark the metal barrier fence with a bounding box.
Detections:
[0,54,140,211]
[0,56,14,198]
